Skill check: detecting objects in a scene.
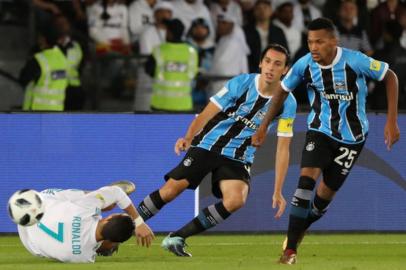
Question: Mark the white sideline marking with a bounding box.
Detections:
[1,241,406,248]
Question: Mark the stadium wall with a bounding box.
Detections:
[0,113,405,233]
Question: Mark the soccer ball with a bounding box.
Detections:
[8,189,45,226]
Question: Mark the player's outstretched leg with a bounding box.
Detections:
[161,201,232,257]
[137,179,189,221]
[109,180,136,195]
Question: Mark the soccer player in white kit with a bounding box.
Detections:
[17,185,154,263]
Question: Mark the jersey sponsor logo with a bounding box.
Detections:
[321,91,354,101]
[227,112,257,129]
[306,142,315,151]
[369,60,381,71]
[216,87,228,98]
[183,157,194,167]
[165,61,187,72]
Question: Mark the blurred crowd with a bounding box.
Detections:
[9,0,406,111]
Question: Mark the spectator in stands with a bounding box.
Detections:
[19,26,69,111]
[128,0,157,48]
[369,20,406,110]
[399,9,406,49]
[87,0,130,55]
[273,1,302,60]
[292,0,322,34]
[370,0,406,49]
[244,0,287,73]
[54,14,86,110]
[172,0,216,47]
[186,18,215,109]
[336,0,373,55]
[139,1,173,55]
[145,19,199,112]
[238,0,256,25]
[322,0,369,31]
[210,0,243,26]
[209,14,249,96]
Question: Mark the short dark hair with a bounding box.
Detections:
[101,215,135,243]
[260,43,290,66]
[308,17,337,36]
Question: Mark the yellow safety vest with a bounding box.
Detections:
[151,42,198,111]
[66,41,83,87]
[23,46,68,111]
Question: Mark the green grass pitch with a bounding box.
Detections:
[0,234,405,270]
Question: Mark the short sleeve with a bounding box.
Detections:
[281,55,308,92]
[277,94,297,137]
[352,51,389,81]
[210,74,247,111]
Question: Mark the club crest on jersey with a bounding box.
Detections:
[255,110,266,121]
[306,142,315,151]
[183,157,194,167]
[334,81,346,91]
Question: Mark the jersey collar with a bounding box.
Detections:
[316,47,342,69]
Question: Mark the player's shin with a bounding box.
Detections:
[137,190,166,221]
[286,176,316,251]
[306,193,331,228]
[172,202,231,238]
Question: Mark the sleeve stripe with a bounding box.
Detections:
[281,81,293,92]
[378,63,389,81]
[209,97,223,110]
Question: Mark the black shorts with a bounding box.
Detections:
[301,130,365,191]
[165,147,251,198]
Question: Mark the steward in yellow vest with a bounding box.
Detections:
[20,27,68,111]
[145,19,198,112]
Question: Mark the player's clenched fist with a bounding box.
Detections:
[174,138,192,155]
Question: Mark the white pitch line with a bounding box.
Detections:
[1,241,406,248]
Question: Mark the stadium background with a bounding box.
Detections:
[1,113,405,233]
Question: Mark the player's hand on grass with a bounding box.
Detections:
[174,138,192,155]
[251,126,267,147]
[272,192,286,219]
[384,120,400,150]
[135,223,155,248]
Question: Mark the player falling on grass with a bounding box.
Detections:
[137,44,297,257]
[252,18,400,264]
[17,181,154,263]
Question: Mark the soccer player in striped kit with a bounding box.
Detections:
[252,18,400,264]
[137,44,297,256]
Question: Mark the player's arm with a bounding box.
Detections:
[78,186,155,247]
[252,86,289,147]
[382,69,400,150]
[175,102,221,155]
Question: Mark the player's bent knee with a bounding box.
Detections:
[160,179,189,202]
[223,196,246,212]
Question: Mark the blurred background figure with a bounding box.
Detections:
[370,0,406,49]
[145,19,198,112]
[128,0,157,51]
[244,0,287,73]
[172,0,216,47]
[292,0,322,35]
[87,0,130,55]
[369,20,406,110]
[322,0,369,31]
[210,0,243,27]
[53,14,86,111]
[186,18,215,110]
[336,0,373,55]
[273,1,302,60]
[209,14,249,97]
[135,1,174,111]
[19,26,68,111]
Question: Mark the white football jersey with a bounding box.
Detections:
[18,189,102,263]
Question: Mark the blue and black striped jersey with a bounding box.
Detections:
[192,73,297,164]
[282,47,388,144]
